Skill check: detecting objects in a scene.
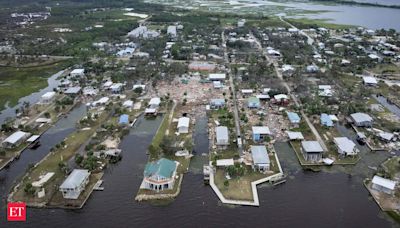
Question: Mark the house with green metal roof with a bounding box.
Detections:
[142,158,178,191]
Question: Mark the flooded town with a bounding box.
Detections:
[1,0,400,227]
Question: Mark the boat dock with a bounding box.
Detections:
[93,180,104,191]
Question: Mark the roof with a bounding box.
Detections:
[351,112,373,123]
[372,175,396,190]
[178,117,190,128]
[363,76,378,84]
[287,111,301,123]
[3,131,28,144]
[210,99,225,105]
[27,135,40,143]
[60,169,90,189]
[274,94,288,100]
[252,126,271,135]
[334,137,356,153]
[144,158,176,179]
[123,100,133,107]
[149,97,161,106]
[216,126,229,141]
[209,73,226,80]
[41,91,56,99]
[248,97,260,103]
[379,132,394,141]
[301,141,324,153]
[251,146,270,164]
[216,159,234,166]
[70,68,84,75]
[119,114,129,124]
[65,86,81,94]
[320,113,333,127]
[286,131,304,140]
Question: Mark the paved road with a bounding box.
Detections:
[221,31,243,156]
[250,32,328,152]
[279,16,315,47]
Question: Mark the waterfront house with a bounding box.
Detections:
[210,99,225,109]
[216,126,229,148]
[301,141,324,162]
[320,113,333,127]
[177,117,190,133]
[252,126,271,142]
[350,112,373,127]
[378,132,395,142]
[363,76,378,86]
[371,175,396,195]
[70,68,85,78]
[2,131,30,148]
[286,131,304,140]
[250,145,270,171]
[142,158,178,191]
[247,97,260,109]
[119,114,129,125]
[40,91,56,104]
[64,86,81,96]
[208,73,226,81]
[59,169,90,199]
[333,137,358,156]
[287,111,301,128]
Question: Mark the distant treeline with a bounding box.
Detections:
[309,0,400,9]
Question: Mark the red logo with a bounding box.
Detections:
[7,202,26,221]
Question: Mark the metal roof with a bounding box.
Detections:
[252,126,271,135]
[64,86,81,94]
[119,114,129,124]
[216,126,229,141]
[144,158,176,179]
[3,131,29,144]
[301,141,324,153]
[60,169,90,189]
[363,76,378,84]
[372,175,396,190]
[178,117,190,128]
[320,113,333,127]
[216,159,234,166]
[351,112,373,123]
[286,131,304,140]
[251,146,270,164]
[287,111,301,123]
[334,137,356,153]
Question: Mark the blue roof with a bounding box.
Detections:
[144,158,176,179]
[320,113,333,127]
[287,112,301,123]
[119,114,129,124]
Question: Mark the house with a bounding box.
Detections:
[213,81,223,89]
[133,84,146,93]
[177,117,190,133]
[188,61,216,71]
[350,112,373,127]
[306,65,319,73]
[320,113,334,127]
[40,91,56,104]
[371,175,396,195]
[363,76,378,86]
[123,100,134,109]
[142,158,178,191]
[247,97,260,108]
[59,169,90,199]
[256,94,270,100]
[116,47,135,57]
[237,19,246,27]
[64,86,81,96]
[119,114,129,125]
[251,145,270,171]
[92,97,109,106]
[282,64,295,76]
[301,141,324,162]
[83,87,98,96]
[110,83,124,93]
[287,111,301,127]
[70,68,85,78]
[378,132,395,142]
[216,158,234,167]
[208,73,226,81]
[149,97,161,108]
[2,131,30,148]
[241,89,253,96]
[334,137,358,156]
[286,131,304,140]
[273,94,289,105]
[318,85,333,97]
[252,126,271,142]
[216,126,229,147]
[167,25,177,37]
[210,99,225,109]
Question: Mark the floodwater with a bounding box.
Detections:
[0,70,64,123]
[0,112,398,227]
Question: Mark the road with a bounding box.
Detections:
[250,32,328,152]
[279,16,315,47]
[221,31,243,156]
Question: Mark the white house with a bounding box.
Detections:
[2,131,30,148]
[177,117,190,133]
[209,73,226,81]
[350,112,373,127]
[149,97,161,108]
[363,76,378,86]
[123,100,134,109]
[371,175,396,195]
[40,91,56,104]
[70,69,85,78]
[301,141,324,162]
[59,169,90,199]
[251,145,270,171]
[318,85,333,97]
[167,25,177,37]
[333,137,358,156]
[216,126,229,147]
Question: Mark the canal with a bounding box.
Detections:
[0,113,398,227]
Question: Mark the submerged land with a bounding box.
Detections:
[0,0,400,226]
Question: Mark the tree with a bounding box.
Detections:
[134,87,143,94]
[224,180,229,187]
[24,183,35,196]
[75,154,83,165]
[44,112,51,118]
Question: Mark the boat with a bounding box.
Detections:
[356,132,366,145]
[27,135,41,149]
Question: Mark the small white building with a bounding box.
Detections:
[2,131,30,148]
[251,145,270,171]
[208,73,226,81]
[177,117,190,133]
[149,97,161,108]
[216,158,234,167]
[216,126,229,147]
[363,76,378,86]
[371,175,396,195]
[301,141,324,162]
[333,137,358,156]
[59,169,90,199]
[70,69,85,78]
[350,112,373,127]
[167,25,177,37]
[286,131,304,140]
[123,100,134,109]
[40,91,56,104]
